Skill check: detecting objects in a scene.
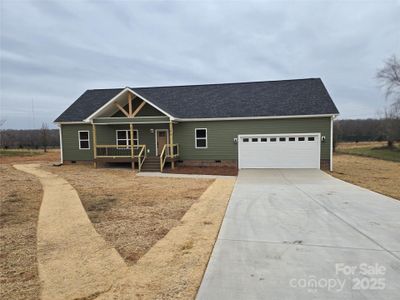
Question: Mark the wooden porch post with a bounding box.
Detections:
[128,92,133,117]
[130,123,135,170]
[92,123,97,168]
[169,120,175,169]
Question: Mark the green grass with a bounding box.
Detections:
[338,145,400,162]
[0,149,43,157]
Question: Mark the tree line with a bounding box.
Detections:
[334,118,400,143]
[0,128,60,149]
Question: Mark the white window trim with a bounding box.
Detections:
[195,128,208,149]
[78,130,90,150]
[116,129,139,148]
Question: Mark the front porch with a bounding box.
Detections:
[93,143,179,172]
[87,88,180,172]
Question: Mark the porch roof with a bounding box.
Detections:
[92,116,170,124]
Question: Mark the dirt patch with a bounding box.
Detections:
[97,177,236,300]
[331,154,400,200]
[0,149,59,164]
[0,165,42,299]
[41,164,213,265]
[166,166,238,176]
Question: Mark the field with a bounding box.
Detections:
[0,165,42,299]
[332,142,400,200]
[0,150,235,298]
[336,141,400,162]
[0,149,59,164]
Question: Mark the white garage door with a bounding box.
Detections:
[238,133,320,169]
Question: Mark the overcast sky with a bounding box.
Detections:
[1,0,399,129]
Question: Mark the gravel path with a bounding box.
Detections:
[14,164,127,300]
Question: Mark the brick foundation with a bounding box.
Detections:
[320,159,330,170]
[177,160,238,168]
[63,160,93,165]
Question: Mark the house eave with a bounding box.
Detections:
[174,113,339,122]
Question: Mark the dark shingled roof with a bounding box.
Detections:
[55,88,124,122]
[55,78,338,122]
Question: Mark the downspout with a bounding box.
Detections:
[58,124,63,164]
[330,115,334,172]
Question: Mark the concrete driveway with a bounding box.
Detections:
[197,169,400,300]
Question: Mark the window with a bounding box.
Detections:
[289,137,296,142]
[78,131,90,150]
[251,138,258,142]
[270,137,277,142]
[308,136,315,141]
[260,138,267,142]
[116,130,139,147]
[195,128,207,149]
[298,137,305,141]
[243,138,249,142]
[279,137,286,142]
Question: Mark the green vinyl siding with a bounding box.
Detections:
[61,124,94,161]
[173,117,331,160]
[95,124,168,155]
[61,117,332,162]
[61,123,169,160]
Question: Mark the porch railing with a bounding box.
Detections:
[95,144,146,159]
[137,145,147,171]
[160,144,179,172]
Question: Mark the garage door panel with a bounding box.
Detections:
[239,134,320,169]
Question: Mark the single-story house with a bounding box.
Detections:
[55,78,339,172]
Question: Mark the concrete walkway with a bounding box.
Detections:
[137,172,236,179]
[14,164,127,300]
[197,169,400,300]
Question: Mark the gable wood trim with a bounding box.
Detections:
[114,101,130,117]
[83,87,174,122]
[132,101,146,117]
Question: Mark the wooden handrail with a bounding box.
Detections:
[160,144,168,172]
[160,143,180,172]
[95,144,144,149]
[138,145,147,171]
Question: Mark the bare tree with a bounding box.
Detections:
[40,123,49,152]
[377,54,400,110]
[376,54,400,147]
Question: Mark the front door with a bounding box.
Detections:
[156,130,168,156]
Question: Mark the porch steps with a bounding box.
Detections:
[140,156,160,172]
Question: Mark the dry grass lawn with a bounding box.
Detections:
[0,149,59,164]
[41,164,214,265]
[331,154,400,200]
[336,141,389,150]
[1,151,233,299]
[0,165,42,299]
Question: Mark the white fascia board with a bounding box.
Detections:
[175,114,338,122]
[238,132,321,138]
[125,88,174,120]
[83,87,175,122]
[93,122,171,125]
[83,88,130,122]
[54,121,88,125]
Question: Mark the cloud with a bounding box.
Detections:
[1,0,399,128]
